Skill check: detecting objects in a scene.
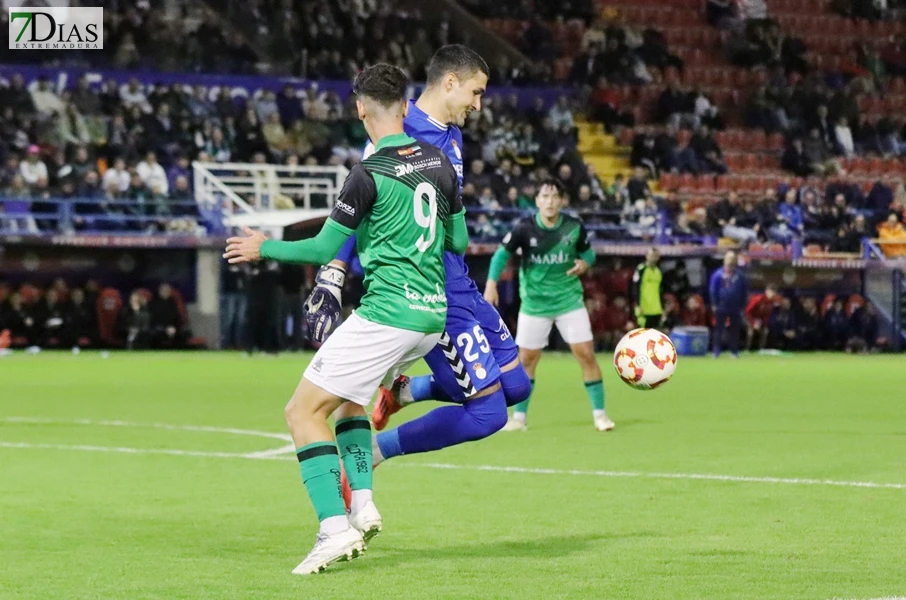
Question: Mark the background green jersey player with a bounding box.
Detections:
[484,179,613,432]
[223,64,466,575]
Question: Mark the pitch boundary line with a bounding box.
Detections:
[2,415,906,491]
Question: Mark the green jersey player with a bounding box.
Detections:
[483,179,613,432]
[223,64,466,574]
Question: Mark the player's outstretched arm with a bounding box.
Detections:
[225,220,352,266]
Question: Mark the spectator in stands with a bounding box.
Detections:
[548,96,576,133]
[120,290,151,351]
[690,125,728,174]
[624,196,659,239]
[745,284,779,350]
[149,283,185,349]
[39,289,67,348]
[656,82,695,129]
[627,167,651,202]
[19,145,48,188]
[767,295,798,350]
[588,77,634,134]
[834,117,856,158]
[63,288,95,348]
[877,212,906,257]
[716,191,759,245]
[847,302,881,353]
[710,250,747,358]
[663,260,691,301]
[803,128,839,176]
[834,213,869,253]
[781,138,812,177]
[0,292,37,347]
[682,293,708,326]
[136,151,168,196]
[797,297,822,350]
[771,187,805,243]
[823,298,850,350]
[865,178,894,218]
[603,295,635,348]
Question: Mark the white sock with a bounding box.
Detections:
[398,379,414,405]
[350,489,373,515]
[371,436,385,466]
[319,514,350,536]
[593,409,606,419]
[512,411,527,422]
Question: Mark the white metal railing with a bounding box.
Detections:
[193,162,348,213]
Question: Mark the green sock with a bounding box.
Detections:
[296,442,345,521]
[585,379,605,412]
[512,379,534,416]
[335,417,372,491]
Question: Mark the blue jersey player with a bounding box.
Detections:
[303,46,532,515]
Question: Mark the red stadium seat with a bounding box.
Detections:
[678,173,696,193]
[660,172,681,191]
[96,288,123,347]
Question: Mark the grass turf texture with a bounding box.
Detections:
[1,352,904,600]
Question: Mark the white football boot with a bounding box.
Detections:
[594,413,615,432]
[502,414,528,432]
[348,500,383,542]
[291,527,365,575]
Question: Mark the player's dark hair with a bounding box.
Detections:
[353,64,409,108]
[426,45,489,86]
[537,178,566,198]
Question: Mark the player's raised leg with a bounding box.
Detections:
[284,377,366,575]
[372,327,508,463]
[371,297,531,429]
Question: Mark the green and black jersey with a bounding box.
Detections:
[501,213,593,318]
[328,133,462,333]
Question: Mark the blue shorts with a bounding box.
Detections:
[422,283,517,402]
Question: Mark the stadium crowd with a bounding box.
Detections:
[0,279,193,351]
[580,259,888,353]
[1,263,888,355]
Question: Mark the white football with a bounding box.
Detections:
[613,328,678,390]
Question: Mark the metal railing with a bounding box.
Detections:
[0,197,222,236]
[192,161,348,214]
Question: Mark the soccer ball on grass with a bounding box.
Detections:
[613,328,677,390]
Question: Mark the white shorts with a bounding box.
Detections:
[303,312,441,406]
[515,307,594,350]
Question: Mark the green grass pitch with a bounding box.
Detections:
[1,351,905,600]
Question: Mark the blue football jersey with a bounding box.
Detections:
[402,100,474,292]
[363,100,474,293]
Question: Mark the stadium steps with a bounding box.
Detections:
[577,121,636,185]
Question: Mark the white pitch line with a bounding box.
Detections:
[830,597,906,600]
[2,416,292,442]
[0,441,258,460]
[2,437,906,491]
[402,462,906,491]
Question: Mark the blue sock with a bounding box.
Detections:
[500,365,532,408]
[378,386,508,460]
[375,428,402,461]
